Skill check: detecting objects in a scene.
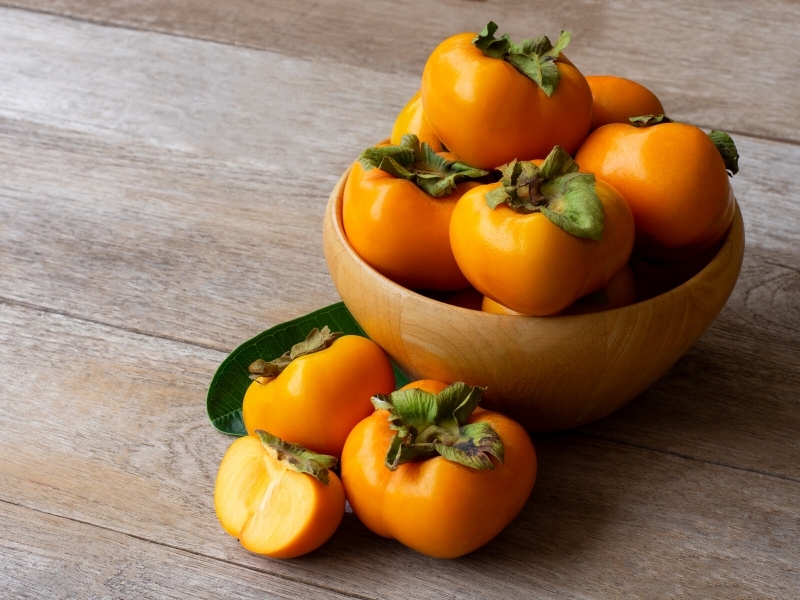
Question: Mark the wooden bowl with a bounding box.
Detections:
[322,167,745,432]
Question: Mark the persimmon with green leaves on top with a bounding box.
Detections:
[449,146,635,316]
[242,326,395,458]
[214,430,345,558]
[575,114,739,261]
[343,134,489,291]
[421,22,593,169]
[341,381,537,559]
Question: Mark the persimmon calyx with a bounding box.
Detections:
[629,114,674,127]
[708,130,740,176]
[472,22,571,97]
[255,429,338,485]
[630,114,740,176]
[371,382,504,471]
[485,146,604,241]
[358,134,489,197]
[248,326,341,379]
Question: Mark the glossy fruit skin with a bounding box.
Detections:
[482,262,636,315]
[421,32,593,170]
[449,179,635,316]
[390,91,444,152]
[343,159,476,291]
[242,335,395,458]
[340,381,537,559]
[574,121,734,260]
[586,75,665,130]
[214,435,345,558]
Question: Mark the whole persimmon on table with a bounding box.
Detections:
[0,1,798,598]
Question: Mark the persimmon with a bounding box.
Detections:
[214,430,345,558]
[421,22,593,170]
[574,115,739,261]
[586,75,665,130]
[449,146,635,316]
[243,326,395,458]
[341,381,536,559]
[343,134,488,291]
[390,90,444,152]
[482,262,636,315]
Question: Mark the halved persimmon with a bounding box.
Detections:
[214,431,345,558]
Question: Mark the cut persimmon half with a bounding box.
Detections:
[214,430,345,558]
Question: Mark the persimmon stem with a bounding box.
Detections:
[255,430,338,485]
[249,326,340,379]
[371,382,504,471]
[484,147,604,241]
[472,22,571,97]
[358,134,489,197]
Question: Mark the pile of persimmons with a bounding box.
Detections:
[213,23,739,562]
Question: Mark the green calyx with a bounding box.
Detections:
[371,382,504,471]
[472,22,571,97]
[708,130,740,176]
[629,114,674,127]
[255,430,338,485]
[630,114,740,176]
[248,326,340,379]
[358,134,489,197]
[485,146,605,241]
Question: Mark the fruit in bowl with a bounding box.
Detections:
[323,167,744,432]
[322,22,744,432]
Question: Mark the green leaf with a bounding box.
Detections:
[357,134,489,198]
[629,114,674,127]
[485,147,605,240]
[473,25,572,96]
[541,172,605,241]
[472,21,511,58]
[248,326,342,379]
[206,302,409,436]
[358,144,416,175]
[708,130,740,176]
[435,421,504,470]
[372,382,501,471]
[255,430,338,485]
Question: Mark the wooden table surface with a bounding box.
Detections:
[1,1,798,598]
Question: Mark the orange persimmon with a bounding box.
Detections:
[449,146,635,316]
[214,431,345,558]
[575,115,739,261]
[343,135,488,291]
[243,326,395,458]
[390,90,444,152]
[340,381,537,559]
[586,75,665,130]
[482,262,636,316]
[421,22,592,170]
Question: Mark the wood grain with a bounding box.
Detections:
[4,0,799,144]
[1,303,798,598]
[1,1,799,597]
[0,502,357,600]
[1,11,797,472]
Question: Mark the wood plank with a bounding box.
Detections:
[0,8,798,477]
[0,502,357,599]
[2,123,799,481]
[1,302,799,598]
[3,0,799,143]
[0,7,406,170]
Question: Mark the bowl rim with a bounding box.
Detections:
[326,164,745,323]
